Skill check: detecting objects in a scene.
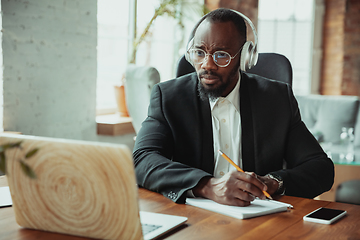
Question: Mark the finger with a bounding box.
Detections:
[233,186,256,202]
[238,172,267,191]
[245,172,268,191]
[223,196,251,207]
[233,174,266,199]
[232,199,251,207]
[238,181,265,199]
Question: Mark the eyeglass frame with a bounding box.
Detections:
[187,46,243,68]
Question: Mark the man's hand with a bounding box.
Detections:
[192,171,269,207]
[257,174,280,196]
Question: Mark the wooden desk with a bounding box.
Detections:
[1,175,360,240]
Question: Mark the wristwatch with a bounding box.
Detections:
[267,174,285,195]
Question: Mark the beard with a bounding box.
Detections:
[197,73,226,101]
[197,66,239,101]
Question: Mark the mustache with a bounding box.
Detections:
[198,70,220,79]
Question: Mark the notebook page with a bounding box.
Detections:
[0,186,12,207]
[186,198,291,219]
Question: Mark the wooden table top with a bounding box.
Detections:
[1,175,360,240]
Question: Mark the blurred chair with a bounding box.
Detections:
[125,64,160,134]
[176,55,196,78]
[246,53,292,86]
[335,180,360,205]
[176,52,293,86]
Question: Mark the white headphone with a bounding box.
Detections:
[185,9,258,72]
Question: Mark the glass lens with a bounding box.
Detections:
[189,49,205,64]
[189,49,231,67]
[214,51,231,66]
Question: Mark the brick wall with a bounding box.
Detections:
[2,0,97,140]
[342,0,360,96]
[321,0,360,96]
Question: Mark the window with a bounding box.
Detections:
[97,0,201,112]
[258,0,317,95]
[134,0,182,82]
[97,0,130,111]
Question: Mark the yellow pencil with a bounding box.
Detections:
[218,150,272,200]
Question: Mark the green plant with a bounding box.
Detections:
[0,141,38,179]
[129,0,207,64]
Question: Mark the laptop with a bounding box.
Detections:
[0,133,187,240]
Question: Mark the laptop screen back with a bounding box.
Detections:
[0,133,143,240]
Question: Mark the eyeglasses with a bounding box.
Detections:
[188,47,242,67]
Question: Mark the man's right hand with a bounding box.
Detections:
[192,171,268,206]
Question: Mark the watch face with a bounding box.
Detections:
[271,174,282,181]
[268,174,284,194]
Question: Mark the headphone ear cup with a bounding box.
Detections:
[248,44,258,70]
[239,41,253,71]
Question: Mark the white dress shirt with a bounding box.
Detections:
[210,76,242,178]
[187,76,242,197]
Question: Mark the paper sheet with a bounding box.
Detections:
[186,198,292,219]
[0,186,13,207]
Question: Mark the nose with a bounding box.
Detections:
[201,53,217,71]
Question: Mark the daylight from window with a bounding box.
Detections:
[97,0,184,111]
[258,0,314,95]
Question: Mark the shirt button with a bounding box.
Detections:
[225,144,229,149]
[220,171,225,176]
[221,119,226,123]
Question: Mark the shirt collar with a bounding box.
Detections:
[209,74,241,113]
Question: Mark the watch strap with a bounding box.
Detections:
[267,173,285,195]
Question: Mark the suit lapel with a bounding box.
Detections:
[186,73,214,174]
[240,74,256,172]
[199,96,214,174]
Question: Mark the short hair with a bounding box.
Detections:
[190,8,247,43]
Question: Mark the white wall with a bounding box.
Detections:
[1,0,135,149]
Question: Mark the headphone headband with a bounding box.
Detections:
[230,9,258,51]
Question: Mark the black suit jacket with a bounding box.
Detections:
[133,72,334,203]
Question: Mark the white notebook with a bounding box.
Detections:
[186,198,293,219]
[0,186,12,207]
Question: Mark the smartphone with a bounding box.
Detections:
[303,207,347,224]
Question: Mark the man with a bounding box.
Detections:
[133,8,334,206]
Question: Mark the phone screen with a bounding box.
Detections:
[306,208,345,220]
